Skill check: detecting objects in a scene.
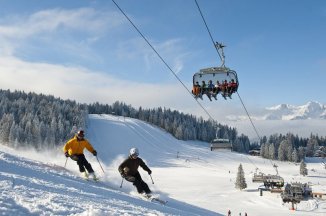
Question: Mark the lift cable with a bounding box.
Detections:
[194,0,223,62]
[113,0,276,173]
[112,0,216,122]
[195,0,278,171]
[194,0,262,142]
[236,92,262,141]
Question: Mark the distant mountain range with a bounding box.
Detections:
[264,101,326,120]
[228,101,326,121]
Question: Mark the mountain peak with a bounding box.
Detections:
[265,101,326,120]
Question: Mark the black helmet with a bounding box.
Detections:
[77,130,85,139]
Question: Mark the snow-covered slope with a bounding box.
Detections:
[0,148,214,216]
[1,114,326,216]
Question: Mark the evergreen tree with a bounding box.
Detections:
[260,143,266,158]
[292,148,299,163]
[87,100,248,147]
[0,89,87,149]
[298,146,305,161]
[269,143,276,160]
[278,140,288,161]
[299,160,308,176]
[306,137,319,157]
[235,163,247,190]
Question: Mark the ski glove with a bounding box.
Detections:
[64,152,69,158]
[93,150,97,156]
[120,172,126,178]
[147,169,152,175]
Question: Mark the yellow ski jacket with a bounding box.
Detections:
[63,136,95,155]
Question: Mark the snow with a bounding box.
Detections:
[1,114,326,216]
[265,101,326,120]
[228,101,326,120]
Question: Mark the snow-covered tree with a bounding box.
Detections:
[235,163,247,190]
[306,137,319,157]
[300,160,308,176]
[278,140,288,161]
[260,143,267,158]
[298,146,305,161]
[269,143,276,160]
[0,89,87,149]
[292,148,299,163]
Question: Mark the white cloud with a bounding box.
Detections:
[0,56,193,109]
[116,37,190,75]
[0,8,121,39]
[227,119,326,140]
[0,7,196,112]
[0,8,124,57]
[2,55,325,141]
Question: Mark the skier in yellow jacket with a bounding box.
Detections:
[63,130,97,180]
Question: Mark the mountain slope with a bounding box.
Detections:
[0,149,216,216]
[1,114,326,216]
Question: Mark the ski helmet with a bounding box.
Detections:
[129,148,139,157]
[77,130,85,139]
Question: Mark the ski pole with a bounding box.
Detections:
[64,157,68,168]
[120,178,124,188]
[96,156,105,173]
[149,174,154,184]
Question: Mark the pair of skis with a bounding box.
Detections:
[142,193,168,205]
[78,171,167,205]
[81,172,100,182]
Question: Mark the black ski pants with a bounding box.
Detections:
[74,154,94,173]
[126,171,151,194]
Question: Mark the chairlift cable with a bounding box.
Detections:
[111,0,215,122]
[195,0,280,172]
[236,92,261,141]
[113,0,277,175]
[194,0,223,62]
[194,0,262,145]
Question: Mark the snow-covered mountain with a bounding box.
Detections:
[227,101,326,121]
[264,101,326,120]
[1,114,326,215]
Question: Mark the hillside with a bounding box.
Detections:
[1,114,326,215]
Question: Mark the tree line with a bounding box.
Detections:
[0,89,250,152]
[0,89,88,149]
[88,101,251,153]
[259,133,326,162]
[4,89,324,160]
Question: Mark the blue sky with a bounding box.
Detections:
[0,0,326,127]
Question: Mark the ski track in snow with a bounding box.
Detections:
[1,114,326,216]
[0,150,217,216]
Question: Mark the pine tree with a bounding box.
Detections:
[278,140,288,161]
[299,160,308,176]
[292,148,299,163]
[306,138,319,157]
[235,163,247,190]
[269,143,276,160]
[260,143,266,158]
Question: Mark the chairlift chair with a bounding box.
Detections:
[192,42,239,101]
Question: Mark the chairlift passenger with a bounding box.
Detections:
[192,66,239,101]
[208,80,215,100]
[214,80,221,96]
[228,79,238,95]
[192,81,201,98]
[221,80,228,99]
